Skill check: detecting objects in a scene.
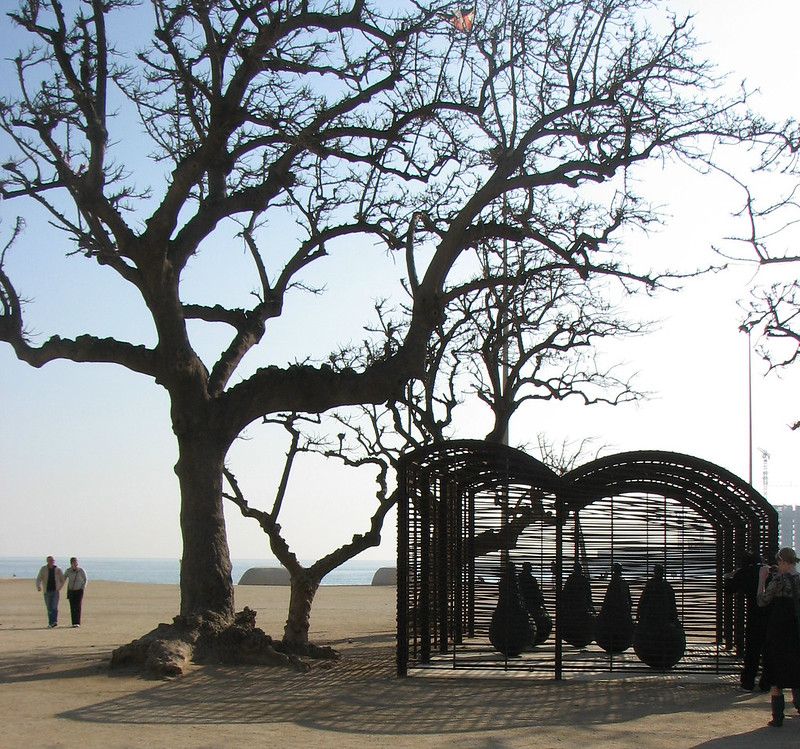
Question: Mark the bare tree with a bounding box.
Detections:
[222,412,395,650]
[745,281,800,388]
[0,0,773,674]
[534,433,603,474]
[714,158,800,427]
[450,241,650,444]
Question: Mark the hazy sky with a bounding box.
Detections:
[1,1,799,563]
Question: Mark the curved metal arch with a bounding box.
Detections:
[401,438,561,495]
[564,451,770,510]
[562,450,776,554]
[572,473,746,533]
[399,445,775,546]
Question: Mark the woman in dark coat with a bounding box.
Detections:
[758,547,800,727]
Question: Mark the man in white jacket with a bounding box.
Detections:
[35,556,65,628]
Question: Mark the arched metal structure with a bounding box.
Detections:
[397,440,777,678]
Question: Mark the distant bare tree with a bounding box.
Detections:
[534,434,603,475]
[453,242,650,445]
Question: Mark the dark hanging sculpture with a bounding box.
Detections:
[489,561,534,657]
[518,562,552,645]
[595,563,635,654]
[557,561,597,649]
[633,564,686,669]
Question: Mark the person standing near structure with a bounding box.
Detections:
[724,551,770,691]
[63,557,88,627]
[35,556,65,628]
[758,547,800,727]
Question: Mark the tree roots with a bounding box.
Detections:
[110,607,336,678]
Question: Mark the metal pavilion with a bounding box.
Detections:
[397,440,777,678]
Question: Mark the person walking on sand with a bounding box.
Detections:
[35,556,65,628]
[757,547,800,727]
[64,557,88,627]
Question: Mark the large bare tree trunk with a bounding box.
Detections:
[174,431,235,623]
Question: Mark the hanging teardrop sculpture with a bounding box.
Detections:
[596,563,635,654]
[518,562,552,645]
[633,564,686,669]
[558,561,597,649]
[489,561,534,657]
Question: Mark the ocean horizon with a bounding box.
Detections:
[0,556,395,586]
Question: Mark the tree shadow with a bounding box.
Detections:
[0,651,110,684]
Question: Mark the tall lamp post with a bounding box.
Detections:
[739,325,753,486]
[501,200,509,447]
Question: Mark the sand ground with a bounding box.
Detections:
[0,578,797,748]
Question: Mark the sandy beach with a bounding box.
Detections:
[1,578,798,748]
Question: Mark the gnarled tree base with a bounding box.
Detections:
[110,607,337,679]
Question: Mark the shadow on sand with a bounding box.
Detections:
[48,644,781,743]
[691,724,800,747]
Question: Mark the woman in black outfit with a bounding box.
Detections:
[757,547,800,727]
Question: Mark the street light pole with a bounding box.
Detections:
[746,327,753,485]
[501,193,509,447]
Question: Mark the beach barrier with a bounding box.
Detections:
[238,567,291,585]
[371,567,397,586]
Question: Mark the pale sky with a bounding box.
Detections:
[1,1,799,563]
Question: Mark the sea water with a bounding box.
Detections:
[0,557,394,586]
